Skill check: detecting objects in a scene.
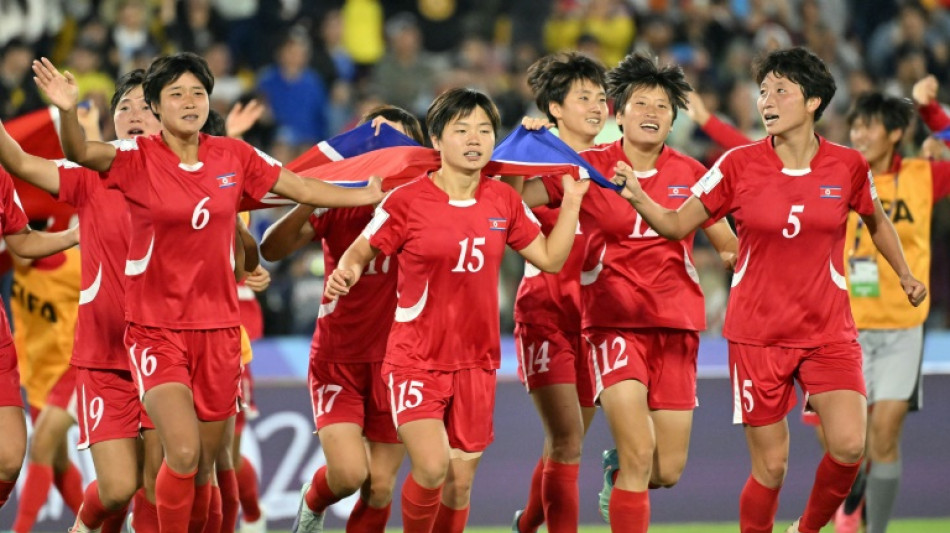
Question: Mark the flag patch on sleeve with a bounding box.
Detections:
[489,217,507,231]
[820,185,842,199]
[667,185,690,198]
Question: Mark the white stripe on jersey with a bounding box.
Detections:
[125,236,155,275]
[394,282,428,322]
[79,264,103,305]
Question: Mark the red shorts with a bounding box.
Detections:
[0,342,23,408]
[235,364,259,435]
[76,367,141,449]
[383,363,496,453]
[584,327,698,410]
[729,341,865,427]
[46,365,78,417]
[515,323,595,408]
[125,324,242,422]
[310,360,397,444]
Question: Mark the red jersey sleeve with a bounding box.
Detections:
[849,156,877,216]
[701,115,753,150]
[235,141,282,200]
[56,163,96,207]
[690,151,738,221]
[505,191,541,251]
[364,191,408,256]
[1,170,28,236]
[101,138,146,191]
[308,208,331,240]
[931,160,950,200]
[540,174,566,208]
[918,100,950,139]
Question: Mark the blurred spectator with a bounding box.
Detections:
[165,0,224,54]
[866,1,950,82]
[340,0,385,66]
[0,40,46,121]
[383,0,482,53]
[0,0,63,52]
[369,13,436,117]
[109,0,162,74]
[210,0,263,69]
[205,42,249,115]
[66,41,115,138]
[257,31,329,158]
[313,9,357,88]
[544,0,634,68]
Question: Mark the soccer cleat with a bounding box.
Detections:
[67,507,101,533]
[598,448,619,524]
[784,518,801,533]
[290,483,325,533]
[240,507,268,533]
[834,499,864,533]
[510,509,524,532]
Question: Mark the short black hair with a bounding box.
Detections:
[847,92,914,136]
[111,69,146,114]
[527,52,607,125]
[607,53,691,123]
[361,104,425,145]
[201,109,226,136]
[426,88,501,140]
[143,52,214,116]
[753,47,836,122]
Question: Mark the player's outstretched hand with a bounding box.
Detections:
[611,161,642,200]
[720,251,737,271]
[901,274,927,307]
[244,265,271,292]
[325,269,354,300]
[912,75,939,106]
[226,99,263,138]
[521,116,555,131]
[33,57,79,112]
[561,174,590,201]
[685,91,711,126]
[365,175,385,203]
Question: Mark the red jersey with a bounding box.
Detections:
[366,175,541,371]
[310,206,397,364]
[544,141,708,332]
[103,134,281,329]
[0,169,29,346]
[512,205,584,333]
[692,137,877,347]
[56,156,131,370]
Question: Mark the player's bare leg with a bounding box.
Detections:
[649,409,693,488]
[0,406,26,508]
[346,440,404,531]
[193,419,229,532]
[741,419,789,533]
[865,399,908,533]
[73,437,140,530]
[398,419,450,533]
[213,418,237,533]
[293,422,367,531]
[788,390,866,533]
[432,450,482,532]
[599,379,653,532]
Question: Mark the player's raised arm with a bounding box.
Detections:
[269,170,384,209]
[859,200,927,306]
[324,236,379,300]
[517,175,588,273]
[0,119,61,195]
[613,160,711,240]
[32,57,118,171]
[260,204,319,262]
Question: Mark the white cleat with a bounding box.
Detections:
[240,507,267,533]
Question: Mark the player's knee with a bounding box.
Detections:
[828,435,865,465]
[331,465,368,496]
[548,434,583,464]
[757,457,788,486]
[366,469,398,507]
[442,476,474,508]
[0,453,22,482]
[410,459,448,489]
[98,478,138,510]
[164,442,200,473]
[651,463,685,488]
[618,440,655,475]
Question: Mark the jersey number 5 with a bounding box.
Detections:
[782,205,805,238]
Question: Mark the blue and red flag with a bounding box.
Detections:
[820,185,842,199]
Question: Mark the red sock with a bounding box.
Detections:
[217,469,240,533]
[54,461,85,514]
[11,463,54,533]
[155,461,196,533]
[101,505,128,533]
[517,457,545,533]
[345,498,391,533]
[432,503,469,533]
[401,474,442,533]
[78,480,111,529]
[542,461,579,533]
[132,488,160,533]
[203,486,222,533]
[0,478,14,508]
[235,458,262,522]
[799,454,861,533]
[188,482,212,533]
[304,466,341,513]
[608,487,649,533]
[739,475,781,533]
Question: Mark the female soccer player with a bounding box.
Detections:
[33,52,383,532]
[261,105,424,533]
[517,53,737,532]
[0,168,79,510]
[611,47,926,533]
[510,51,607,533]
[0,70,161,531]
[324,88,588,533]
